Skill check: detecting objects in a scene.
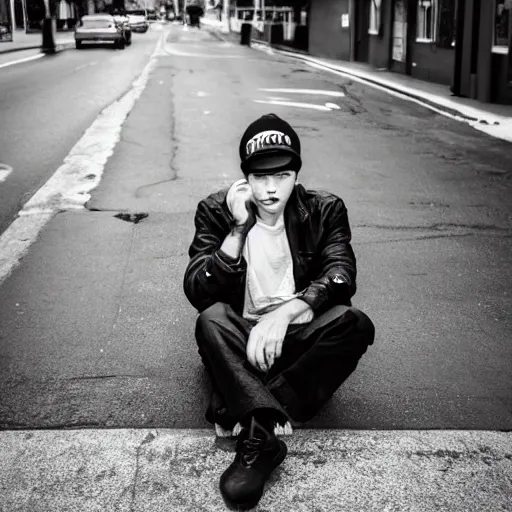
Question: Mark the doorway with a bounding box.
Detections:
[391,0,408,73]
[355,0,371,62]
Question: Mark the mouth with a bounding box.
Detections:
[260,198,279,205]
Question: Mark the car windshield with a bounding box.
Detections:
[82,19,113,29]
[127,10,146,16]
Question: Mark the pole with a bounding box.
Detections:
[42,0,56,53]
[21,0,27,32]
[222,0,229,32]
[9,0,15,33]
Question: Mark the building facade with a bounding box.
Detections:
[308,0,512,104]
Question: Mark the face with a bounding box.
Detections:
[247,171,297,216]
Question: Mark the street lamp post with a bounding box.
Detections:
[9,0,15,36]
[42,0,56,53]
[222,0,229,33]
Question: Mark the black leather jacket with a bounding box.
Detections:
[183,183,357,315]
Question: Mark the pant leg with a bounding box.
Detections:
[195,302,289,427]
[265,305,375,423]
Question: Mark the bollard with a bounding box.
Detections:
[42,18,56,54]
[240,22,252,46]
[293,24,308,51]
[264,22,283,45]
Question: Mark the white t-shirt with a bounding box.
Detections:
[242,214,313,324]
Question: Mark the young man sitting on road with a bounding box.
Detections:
[183,113,375,510]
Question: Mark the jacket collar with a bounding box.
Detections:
[286,184,309,223]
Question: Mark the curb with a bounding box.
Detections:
[0,41,75,56]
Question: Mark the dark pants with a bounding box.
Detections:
[195,303,375,427]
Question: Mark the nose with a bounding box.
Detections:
[266,176,277,194]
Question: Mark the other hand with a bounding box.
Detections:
[246,309,290,372]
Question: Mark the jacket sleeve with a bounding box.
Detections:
[183,199,247,312]
[299,198,357,313]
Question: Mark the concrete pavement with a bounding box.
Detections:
[1,429,511,511]
[0,23,511,511]
[0,29,74,54]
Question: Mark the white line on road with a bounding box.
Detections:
[0,53,44,70]
[260,88,345,97]
[254,99,333,111]
[257,46,512,143]
[74,61,98,72]
[162,45,243,58]
[0,30,168,286]
[0,164,13,183]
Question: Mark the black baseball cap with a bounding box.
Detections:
[239,114,302,174]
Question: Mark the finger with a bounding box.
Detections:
[255,337,267,372]
[246,331,258,369]
[264,347,275,370]
[275,336,284,359]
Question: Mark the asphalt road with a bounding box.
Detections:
[0,25,511,430]
[0,28,162,236]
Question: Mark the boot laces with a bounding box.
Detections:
[240,437,266,466]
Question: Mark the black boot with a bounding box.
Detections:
[219,415,287,510]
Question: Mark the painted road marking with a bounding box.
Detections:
[162,45,243,59]
[254,99,332,111]
[257,45,512,143]
[0,164,13,182]
[0,53,44,70]
[0,30,168,286]
[74,61,98,72]
[260,88,345,97]
[325,102,341,109]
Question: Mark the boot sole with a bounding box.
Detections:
[224,440,288,511]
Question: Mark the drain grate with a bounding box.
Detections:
[114,213,148,224]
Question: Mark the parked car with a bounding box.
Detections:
[146,9,158,21]
[126,10,149,33]
[75,14,128,49]
[113,14,132,45]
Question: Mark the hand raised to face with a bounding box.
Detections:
[226,178,257,228]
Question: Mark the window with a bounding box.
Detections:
[493,0,511,53]
[369,0,382,35]
[416,0,438,42]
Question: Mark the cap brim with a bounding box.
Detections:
[243,147,300,174]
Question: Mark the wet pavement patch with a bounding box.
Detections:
[114,213,149,224]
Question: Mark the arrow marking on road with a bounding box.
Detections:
[0,53,44,70]
[259,88,345,97]
[254,100,333,111]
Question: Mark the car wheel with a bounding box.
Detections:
[75,40,82,49]
[117,39,125,49]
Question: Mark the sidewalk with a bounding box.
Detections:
[0,29,75,54]
[202,18,512,143]
[1,429,511,511]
